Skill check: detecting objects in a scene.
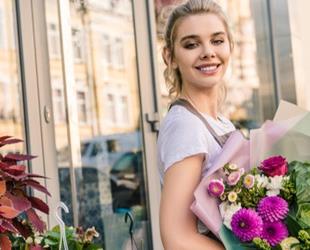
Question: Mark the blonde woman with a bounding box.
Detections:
[157,0,235,249]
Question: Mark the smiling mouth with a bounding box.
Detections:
[195,64,221,74]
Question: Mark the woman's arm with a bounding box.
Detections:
[160,154,224,250]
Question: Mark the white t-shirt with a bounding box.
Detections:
[157,105,235,184]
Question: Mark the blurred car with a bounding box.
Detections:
[57,131,145,212]
[109,150,145,210]
[57,131,142,170]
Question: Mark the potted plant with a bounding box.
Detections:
[0,136,102,250]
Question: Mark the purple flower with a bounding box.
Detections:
[208,179,224,197]
[231,208,263,242]
[261,221,288,246]
[259,156,288,177]
[257,196,289,222]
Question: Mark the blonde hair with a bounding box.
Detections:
[162,0,234,104]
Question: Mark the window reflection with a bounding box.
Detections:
[48,23,61,58]
[0,0,25,153]
[46,0,151,249]
[72,28,84,62]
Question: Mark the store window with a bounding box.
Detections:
[0,0,25,153]
[45,1,152,249]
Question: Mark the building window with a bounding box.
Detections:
[72,28,84,62]
[120,95,129,124]
[101,34,111,65]
[77,90,88,123]
[48,23,60,58]
[107,93,117,124]
[52,87,66,123]
[112,38,124,68]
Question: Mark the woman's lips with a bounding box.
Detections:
[195,64,221,75]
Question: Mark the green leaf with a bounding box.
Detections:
[219,225,250,250]
[286,211,302,237]
[297,203,310,228]
[84,244,104,250]
[290,161,310,229]
[45,231,60,240]
[43,238,59,246]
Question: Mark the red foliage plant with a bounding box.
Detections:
[0,136,50,249]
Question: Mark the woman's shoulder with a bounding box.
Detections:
[160,105,205,129]
[157,105,208,150]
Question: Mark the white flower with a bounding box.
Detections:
[228,191,238,203]
[266,189,280,196]
[228,163,238,170]
[267,175,284,190]
[255,174,269,188]
[25,237,33,244]
[34,236,43,245]
[266,175,284,196]
[219,202,242,230]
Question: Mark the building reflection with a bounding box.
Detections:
[44,0,150,248]
[0,0,24,153]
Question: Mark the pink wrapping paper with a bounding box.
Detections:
[190,101,310,237]
[191,130,249,236]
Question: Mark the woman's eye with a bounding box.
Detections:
[212,40,224,45]
[184,42,198,49]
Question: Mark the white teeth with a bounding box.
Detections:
[199,65,217,72]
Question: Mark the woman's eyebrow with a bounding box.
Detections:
[211,31,226,37]
[179,31,226,43]
[179,35,199,43]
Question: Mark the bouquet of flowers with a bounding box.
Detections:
[207,155,310,249]
[191,101,310,250]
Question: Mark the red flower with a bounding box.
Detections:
[259,156,288,177]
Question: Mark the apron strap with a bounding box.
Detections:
[169,98,232,148]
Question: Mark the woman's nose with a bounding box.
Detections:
[199,45,215,59]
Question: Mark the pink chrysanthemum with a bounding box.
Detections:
[208,179,225,197]
[231,208,263,242]
[257,196,289,222]
[261,221,288,246]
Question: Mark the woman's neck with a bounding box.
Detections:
[180,87,219,119]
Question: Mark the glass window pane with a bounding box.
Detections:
[45,1,152,249]
[45,0,73,225]
[0,0,25,153]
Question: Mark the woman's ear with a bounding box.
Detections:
[162,47,170,66]
[162,47,178,69]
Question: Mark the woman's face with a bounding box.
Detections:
[172,13,231,91]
